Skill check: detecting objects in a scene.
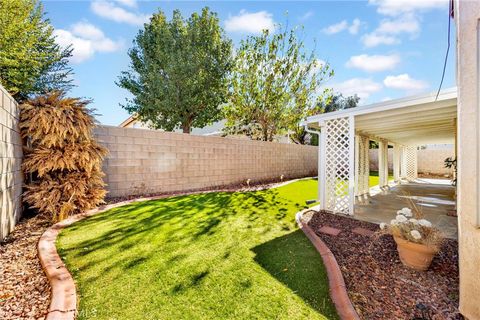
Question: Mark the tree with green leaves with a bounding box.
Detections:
[318,93,360,113]
[224,26,332,142]
[117,7,233,133]
[290,92,360,145]
[0,0,73,100]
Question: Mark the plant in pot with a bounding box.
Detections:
[380,203,443,271]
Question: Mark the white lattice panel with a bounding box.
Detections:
[324,117,353,214]
[404,146,417,180]
[355,135,370,198]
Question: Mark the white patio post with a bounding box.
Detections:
[363,136,370,198]
[318,121,326,210]
[354,134,360,198]
[378,140,386,188]
[393,144,400,183]
[355,135,370,202]
[348,115,355,215]
[400,146,407,179]
[384,142,389,186]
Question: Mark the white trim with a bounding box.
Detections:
[301,87,457,125]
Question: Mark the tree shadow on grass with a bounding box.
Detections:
[59,188,294,284]
[251,230,339,320]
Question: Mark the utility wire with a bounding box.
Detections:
[435,3,453,101]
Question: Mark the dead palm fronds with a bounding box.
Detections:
[20,91,108,222]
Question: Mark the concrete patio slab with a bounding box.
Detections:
[354,179,458,239]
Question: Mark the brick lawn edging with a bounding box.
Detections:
[37,178,310,320]
[38,196,173,320]
[295,210,360,320]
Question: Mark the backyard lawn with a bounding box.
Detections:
[57,176,388,320]
[58,179,338,320]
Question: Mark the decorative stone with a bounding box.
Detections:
[318,226,342,236]
[352,227,375,237]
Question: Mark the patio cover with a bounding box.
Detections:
[301,87,457,215]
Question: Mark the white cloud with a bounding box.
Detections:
[346,54,400,72]
[361,33,400,47]
[376,14,420,35]
[369,0,447,16]
[91,1,150,26]
[116,0,137,8]
[361,13,419,48]
[322,19,361,35]
[224,10,275,33]
[71,22,104,40]
[363,0,446,48]
[333,78,382,100]
[54,22,123,63]
[383,74,429,91]
[348,19,361,35]
[322,20,348,34]
[300,11,314,21]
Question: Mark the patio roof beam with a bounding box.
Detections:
[368,123,454,134]
[303,88,456,125]
[353,105,456,123]
[355,110,457,126]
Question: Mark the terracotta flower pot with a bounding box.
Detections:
[394,236,439,271]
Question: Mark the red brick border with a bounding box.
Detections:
[296,210,360,320]
[38,199,145,320]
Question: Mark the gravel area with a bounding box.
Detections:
[0,214,51,320]
[305,210,462,320]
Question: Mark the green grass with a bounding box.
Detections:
[58,179,339,320]
[369,171,394,187]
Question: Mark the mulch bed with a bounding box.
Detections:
[0,214,51,320]
[305,210,462,320]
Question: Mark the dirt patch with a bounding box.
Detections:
[305,210,462,320]
[0,214,51,320]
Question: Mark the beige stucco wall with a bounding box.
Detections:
[0,85,23,240]
[369,149,454,175]
[455,1,480,318]
[95,125,317,198]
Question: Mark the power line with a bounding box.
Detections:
[435,2,453,101]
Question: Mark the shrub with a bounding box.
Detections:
[20,91,107,221]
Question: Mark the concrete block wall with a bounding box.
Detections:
[95,125,318,198]
[0,86,23,240]
[369,149,454,175]
[416,149,454,175]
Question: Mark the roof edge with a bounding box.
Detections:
[302,87,457,126]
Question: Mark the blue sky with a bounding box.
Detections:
[44,0,455,125]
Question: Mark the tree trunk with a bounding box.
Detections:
[262,126,269,141]
[182,118,192,134]
[182,125,191,134]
